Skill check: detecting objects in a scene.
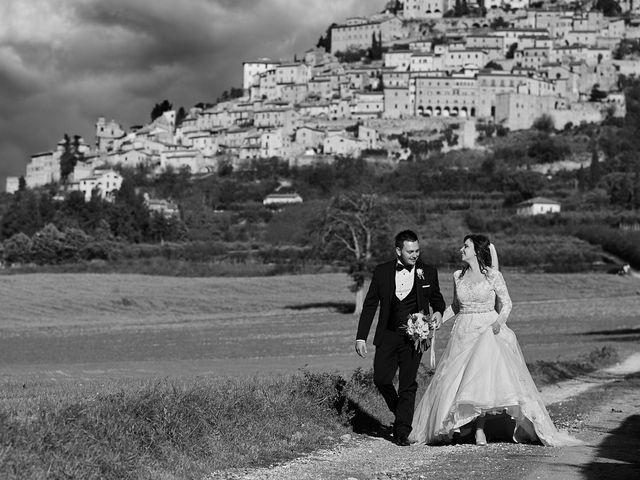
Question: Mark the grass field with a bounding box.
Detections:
[1,269,637,411]
[0,271,638,382]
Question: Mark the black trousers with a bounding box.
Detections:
[373,329,423,438]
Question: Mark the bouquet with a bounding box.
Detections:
[403,311,435,354]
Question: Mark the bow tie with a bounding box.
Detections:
[396,263,413,272]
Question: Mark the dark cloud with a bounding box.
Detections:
[0,0,385,188]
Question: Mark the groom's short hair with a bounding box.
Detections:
[395,229,419,249]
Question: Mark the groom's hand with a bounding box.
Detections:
[355,339,367,358]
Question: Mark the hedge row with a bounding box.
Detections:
[572,226,640,269]
[1,223,312,268]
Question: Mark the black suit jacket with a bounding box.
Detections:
[356,259,446,347]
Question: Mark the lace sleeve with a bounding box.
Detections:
[442,271,460,323]
[452,273,460,315]
[492,270,512,325]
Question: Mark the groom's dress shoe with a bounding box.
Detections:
[396,434,411,447]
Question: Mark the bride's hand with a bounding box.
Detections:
[430,312,443,330]
[491,321,501,335]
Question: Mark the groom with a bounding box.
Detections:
[355,229,445,446]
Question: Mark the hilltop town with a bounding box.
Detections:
[6,0,640,201]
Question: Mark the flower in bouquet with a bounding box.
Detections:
[403,311,435,353]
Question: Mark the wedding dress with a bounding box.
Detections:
[409,268,581,446]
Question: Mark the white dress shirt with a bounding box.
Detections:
[395,263,415,301]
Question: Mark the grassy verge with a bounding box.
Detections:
[0,347,620,479]
[527,345,619,385]
[0,373,353,480]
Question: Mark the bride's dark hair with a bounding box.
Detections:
[460,234,492,277]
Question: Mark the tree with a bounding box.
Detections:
[453,0,470,16]
[527,135,571,163]
[216,87,244,103]
[593,0,622,16]
[59,134,84,183]
[110,178,150,242]
[490,17,509,29]
[217,159,233,177]
[369,32,383,61]
[634,168,640,209]
[577,164,588,192]
[63,227,92,260]
[443,127,459,147]
[336,48,369,63]
[484,61,503,71]
[2,232,33,265]
[175,106,187,127]
[501,170,545,205]
[316,23,336,53]
[154,165,192,200]
[384,1,404,13]
[31,223,66,265]
[194,102,215,110]
[590,140,601,188]
[316,193,390,315]
[151,99,173,122]
[0,189,43,240]
[532,114,555,132]
[589,85,608,102]
[506,42,518,59]
[148,212,188,242]
[601,172,634,207]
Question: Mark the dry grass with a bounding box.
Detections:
[0,372,353,480]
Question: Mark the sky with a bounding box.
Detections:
[0,0,387,189]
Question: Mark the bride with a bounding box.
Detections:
[409,234,581,447]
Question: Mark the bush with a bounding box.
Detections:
[495,124,509,136]
[79,240,123,261]
[532,114,555,132]
[2,233,33,265]
[63,227,92,254]
[493,234,602,270]
[527,135,571,163]
[31,224,68,265]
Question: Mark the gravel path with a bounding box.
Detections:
[208,353,640,480]
[525,386,640,480]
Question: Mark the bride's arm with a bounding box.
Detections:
[441,275,460,324]
[493,271,512,325]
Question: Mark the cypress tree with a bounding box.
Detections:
[590,142,601,188]
[634,168,640,209]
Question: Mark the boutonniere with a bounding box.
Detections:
[416,268,424,280]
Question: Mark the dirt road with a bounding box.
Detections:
[209,354,640,480]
